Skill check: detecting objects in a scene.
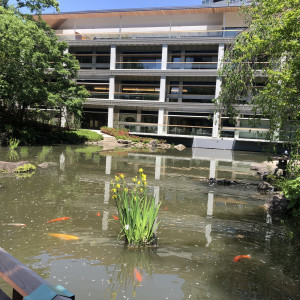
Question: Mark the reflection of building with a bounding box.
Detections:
[40,1,273,149]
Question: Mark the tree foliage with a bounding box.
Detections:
[0,7,89,126]
[0,0,59,13]
[217,0,300,147]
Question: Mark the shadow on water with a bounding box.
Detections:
[0,145,299,299]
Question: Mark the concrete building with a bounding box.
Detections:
[42,0,268,150]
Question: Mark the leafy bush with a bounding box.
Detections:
[282,177,300,217]
[111,169,161,247]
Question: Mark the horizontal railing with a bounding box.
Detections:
[114,93,160,101]
[88,93,109,99]
[167,62,217,69]
[167,125,213,136]
[115,62,162,69]
[56,29,244,41]
[220,126,269,139]
[118,123,158,134]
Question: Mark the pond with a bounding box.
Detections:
[0,146,299,299]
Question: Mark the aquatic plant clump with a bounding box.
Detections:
[14,163,36,173]
[111,169,161,247]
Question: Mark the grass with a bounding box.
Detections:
[100,126,166,144]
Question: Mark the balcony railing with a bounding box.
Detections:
[114,93,160,101]
[115,62,161,69]
[167,62,217,69]
[167,125,213,136]
[88,93,109,99]
[56,29,244,41]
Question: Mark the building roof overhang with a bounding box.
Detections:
[40,5,242,29]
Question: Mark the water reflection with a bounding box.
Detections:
[107,249,157,300]
[0,146,299,299]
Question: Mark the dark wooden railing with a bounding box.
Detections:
[0,247,74,300]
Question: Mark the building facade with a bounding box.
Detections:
[42,0,267,149]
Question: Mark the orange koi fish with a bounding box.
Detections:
[2,223,26,227]
[47,217,70,223]
[233,255,251,262]
[112,215,119,221]
[48,233,79,240]
[116,172,125,176]
[134,268,143,283]
[97,212,101,217]
[163,206,169,211]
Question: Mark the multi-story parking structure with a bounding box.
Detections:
[42,0,268,150]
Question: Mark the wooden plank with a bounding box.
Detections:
[0,248,71,300]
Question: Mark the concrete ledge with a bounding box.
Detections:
[193,137,234,150]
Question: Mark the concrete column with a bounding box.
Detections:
[109,75,115,99]
[92,51,96,69]
[105,155,112,175]
[157,108,164,135]
[110,45,116,70]
[212,43,225,138]
[161,44,168,70]
[107,106,114,128]
[234,116,240,139]
[61,106,67,128]
[108,75,115,128]
[136,108,141,132]
[159,76,166,102]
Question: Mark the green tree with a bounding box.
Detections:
[0,0,59,13]
[217,0,300,151]
[0,7,89,126]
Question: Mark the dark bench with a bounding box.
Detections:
[0,247,74,300]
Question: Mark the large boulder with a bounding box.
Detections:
[265,192,290,214]
[0,161,30,173]
[174,144,186,151]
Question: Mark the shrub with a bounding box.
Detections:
[282,176,300,217]
[111,169,161,247]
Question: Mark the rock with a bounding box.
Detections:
[208,178,241,185]
[38,162,58,168]
[250,161,277,179]
[217,179,236,185]
[149,140,157,146]
[149,140,157,150]
[265,192,290,214]
[117,139,131,144]
[257,181,274,191]
[157,143,171,150]
[0,161,30,173]
[174,144,186,151]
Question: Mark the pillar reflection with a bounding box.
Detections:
[105,155,112,175]
[205,192,214,247]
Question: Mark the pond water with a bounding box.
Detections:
[0,146,299,299]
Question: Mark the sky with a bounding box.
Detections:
[48,0,204,13]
